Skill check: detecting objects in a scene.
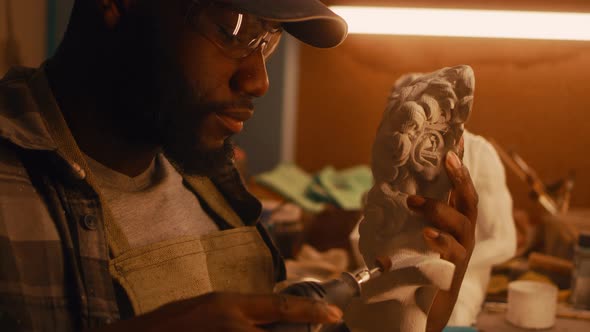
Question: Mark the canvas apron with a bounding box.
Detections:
[107,178,275,315]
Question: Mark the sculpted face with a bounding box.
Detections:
[411,129,445,181]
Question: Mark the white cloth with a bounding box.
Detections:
[447,130,517,326]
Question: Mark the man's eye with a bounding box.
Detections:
[216,24,239,44]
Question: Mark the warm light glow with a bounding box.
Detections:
[330,6,590,41]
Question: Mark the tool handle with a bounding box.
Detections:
[265,277,357,332]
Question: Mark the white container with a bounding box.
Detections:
[506,280,558,329]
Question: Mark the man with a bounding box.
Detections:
[0,0,478,331]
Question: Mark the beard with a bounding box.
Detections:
[99,6,235,177]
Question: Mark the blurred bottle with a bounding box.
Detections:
[571,232,590,309]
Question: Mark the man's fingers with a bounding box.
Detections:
[236,293,342,325]
[423,227,468,264]
[445,151,478,224]
[407,195,473,248]
[457,135,465,159]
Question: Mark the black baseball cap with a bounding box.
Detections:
[215,0,348,48]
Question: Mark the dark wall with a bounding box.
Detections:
[47,0,74,57]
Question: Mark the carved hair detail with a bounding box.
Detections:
[372,66,475,184]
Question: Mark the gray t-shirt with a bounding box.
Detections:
[85,153,219,248]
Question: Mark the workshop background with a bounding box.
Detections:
[2,0,590,329]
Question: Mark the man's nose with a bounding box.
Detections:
[230,49,270,98]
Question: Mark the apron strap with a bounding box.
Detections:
[184,175,245,229]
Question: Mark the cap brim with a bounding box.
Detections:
[216,0,348,48]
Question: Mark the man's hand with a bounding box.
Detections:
[92,292,343,332]
[406,149,479,332]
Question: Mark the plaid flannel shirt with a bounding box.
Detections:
[0,66,285,331]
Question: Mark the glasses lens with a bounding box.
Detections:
[261,31,282,58]
[190,2,282,59]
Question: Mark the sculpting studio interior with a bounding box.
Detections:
[2,0,590,331]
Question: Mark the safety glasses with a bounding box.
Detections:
[186,0,283,59]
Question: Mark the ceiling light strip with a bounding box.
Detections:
[330,7,590,41]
